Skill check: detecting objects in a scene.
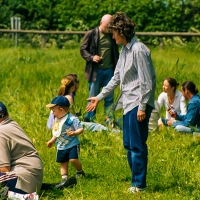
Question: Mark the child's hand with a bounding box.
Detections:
[66,129,75,136]
[47,141,53,148]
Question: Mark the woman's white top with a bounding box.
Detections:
[157,90,187,119]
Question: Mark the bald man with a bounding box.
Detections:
[80,14,119,122]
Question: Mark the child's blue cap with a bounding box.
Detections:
[46,96,70,108]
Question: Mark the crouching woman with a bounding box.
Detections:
[0,102,43,195]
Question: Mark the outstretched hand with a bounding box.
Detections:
[86,97,99,112]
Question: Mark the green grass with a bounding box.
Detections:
[0,45,200,199]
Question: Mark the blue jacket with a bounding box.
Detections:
[172,94,200,130]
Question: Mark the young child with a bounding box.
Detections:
[46,96,85,189]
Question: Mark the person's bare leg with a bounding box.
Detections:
[60,162,68,178]
[69,159,82,171]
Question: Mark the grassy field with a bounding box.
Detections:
[0,44,200,199]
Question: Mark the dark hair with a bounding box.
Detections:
[165,77,179,92]
[107,12,136,42]
[181,81,199,94]
[65,74,79,84]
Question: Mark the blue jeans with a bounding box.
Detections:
[86,68,114,120]
[81,121,121,133]
[81,121,107,132]
[123,105,153,188]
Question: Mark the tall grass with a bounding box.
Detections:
[0,45,200,199]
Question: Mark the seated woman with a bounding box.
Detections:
[157,77,187,126]
[167,81,200,133]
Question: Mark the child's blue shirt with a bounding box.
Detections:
[54,113,82,150]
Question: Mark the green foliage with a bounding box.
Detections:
[0,45,200,199]
[0,0,200,32]
[1,0,200,48]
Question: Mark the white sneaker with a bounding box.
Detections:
[128,187,145,193]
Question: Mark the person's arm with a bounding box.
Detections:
[157,93,165,126]
[172,103,197,127]
[97,62,120,101]
[66,127,84,136]
[157,93,165,108]
[47,111,54,129]
[80,30,94,62]
[64,95,77,116]
[136,50,156,112]
[180,95,187,115]
[66,117,84,136]
[47,136,56,148]
[0,166,10,172]
[87,61,121,112]
[0,137,11,172]
[136,49,156,122]
[80,29,101,63]
[86,97,99,112]
[66,95,74,106]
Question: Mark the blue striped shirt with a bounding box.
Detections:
[97,36,156,115]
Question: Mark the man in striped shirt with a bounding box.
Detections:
[86,12,156,194]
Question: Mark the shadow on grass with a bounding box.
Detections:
[40,177,77,198]
[118,176,131,182]
[82,172,102,180]
[40,186,64,199]
[151,182,200,194]
[152,181,178,192]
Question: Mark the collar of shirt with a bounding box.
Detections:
[0,117,11,126]
[52,114,68,137]
[124,36,137,50]
[190,94,200,103]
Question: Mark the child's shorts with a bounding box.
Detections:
[56,145,80,163]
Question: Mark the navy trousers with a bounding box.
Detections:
[123,105,153,188]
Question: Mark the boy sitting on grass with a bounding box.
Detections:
[46,96,85,189]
